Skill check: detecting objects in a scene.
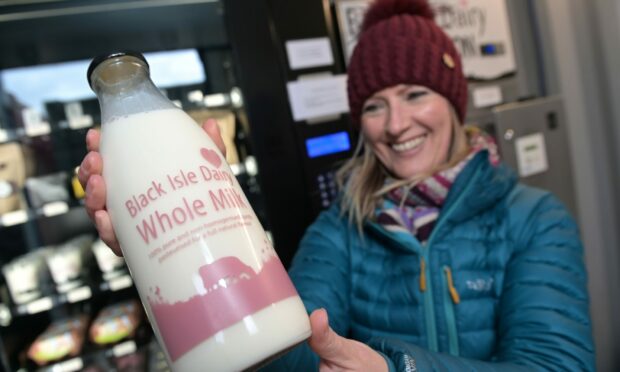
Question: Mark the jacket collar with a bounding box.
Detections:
[442,150,517,224]
[364,150,517,251]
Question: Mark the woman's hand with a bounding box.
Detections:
[78,119,227,256]
[308,309,388,372]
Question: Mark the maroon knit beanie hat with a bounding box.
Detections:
[347,0,468,126]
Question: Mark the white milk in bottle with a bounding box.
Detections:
[87,52,311,371]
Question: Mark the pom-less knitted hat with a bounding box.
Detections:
[347,0,468,126]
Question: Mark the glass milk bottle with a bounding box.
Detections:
[87,52,311,371]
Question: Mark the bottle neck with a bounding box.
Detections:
[91,57,177,123]
[95,78,176,123]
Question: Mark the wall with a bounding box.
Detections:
[534,1,620,370]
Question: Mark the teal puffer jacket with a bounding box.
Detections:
[268,151,594,371]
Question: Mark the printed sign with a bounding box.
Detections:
[335,0,372,65]
[286,75,349,121]
[335,0,516,79]
[472,85,503,108]
[286,38,334,70]
[515,132,549,177]
[430,0,517,79]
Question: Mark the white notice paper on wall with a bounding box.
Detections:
[515,132,549,177]
[286,75,349,121]
[285,38,334,70]
[473,85,503,108]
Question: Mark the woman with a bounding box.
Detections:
[79,0,594,370]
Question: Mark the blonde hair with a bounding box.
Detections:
[335,110,471,232]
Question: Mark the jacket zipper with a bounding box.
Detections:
[366,224,439,352]
[422,163,479,353]
[418,255,437,352]
[442,266,460,356]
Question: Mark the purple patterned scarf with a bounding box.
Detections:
[376,128,499,243]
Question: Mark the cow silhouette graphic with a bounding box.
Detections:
[198,256,257,292]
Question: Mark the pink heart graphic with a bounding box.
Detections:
[201,148,222,168]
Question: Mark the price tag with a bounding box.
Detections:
[54,357,83,372]
[204,93,228,108]
[22,108,51,137]
[42,201,69,217]
[187,90,204,103]
[0,303,12,327]
[1,210,28,226]
[108,275,132,291]
[24,124,51,137]
[113,340,137,357]
[26,297,53,314]
[64,102,83,119]
[64,103,93,129]
[67,286,92,303]
[229,163,245,176]
[68,115,93,129]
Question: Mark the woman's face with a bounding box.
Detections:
[360,84,454,179]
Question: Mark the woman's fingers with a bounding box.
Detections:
[79,129,103,189]
[84,174,106,220]
[94,210,122,256]
[202,119,227,157]
[86,128,101,152]
[78,151,103,189]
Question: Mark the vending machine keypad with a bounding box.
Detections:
[317,171,338,208]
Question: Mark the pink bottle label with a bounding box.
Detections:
[148,254,298,361]
[110,142,300,362]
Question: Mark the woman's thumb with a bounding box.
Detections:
[308,309,342,360]
[202,119,227,157]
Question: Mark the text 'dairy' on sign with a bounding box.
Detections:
[429,0,517,79]
[333,0,517,80]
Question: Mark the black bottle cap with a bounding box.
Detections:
[87,51,149,88]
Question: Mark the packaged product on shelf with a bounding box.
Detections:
[27,314,89,366]
[46,234,94,292]
[25,172,70,209]
[0,142,32,214]
[2,250,50,305]
[91,239,126,280]
[71,166,86,199]
[89,299,143,345]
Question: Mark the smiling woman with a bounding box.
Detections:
[275,0,594,370]
[359,84,463,180]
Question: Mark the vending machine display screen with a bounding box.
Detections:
[305,132,351,158]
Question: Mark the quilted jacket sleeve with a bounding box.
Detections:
[370,186,595,371]
[263,205,352,370]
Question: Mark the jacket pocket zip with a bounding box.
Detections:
[442,266,460,356]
